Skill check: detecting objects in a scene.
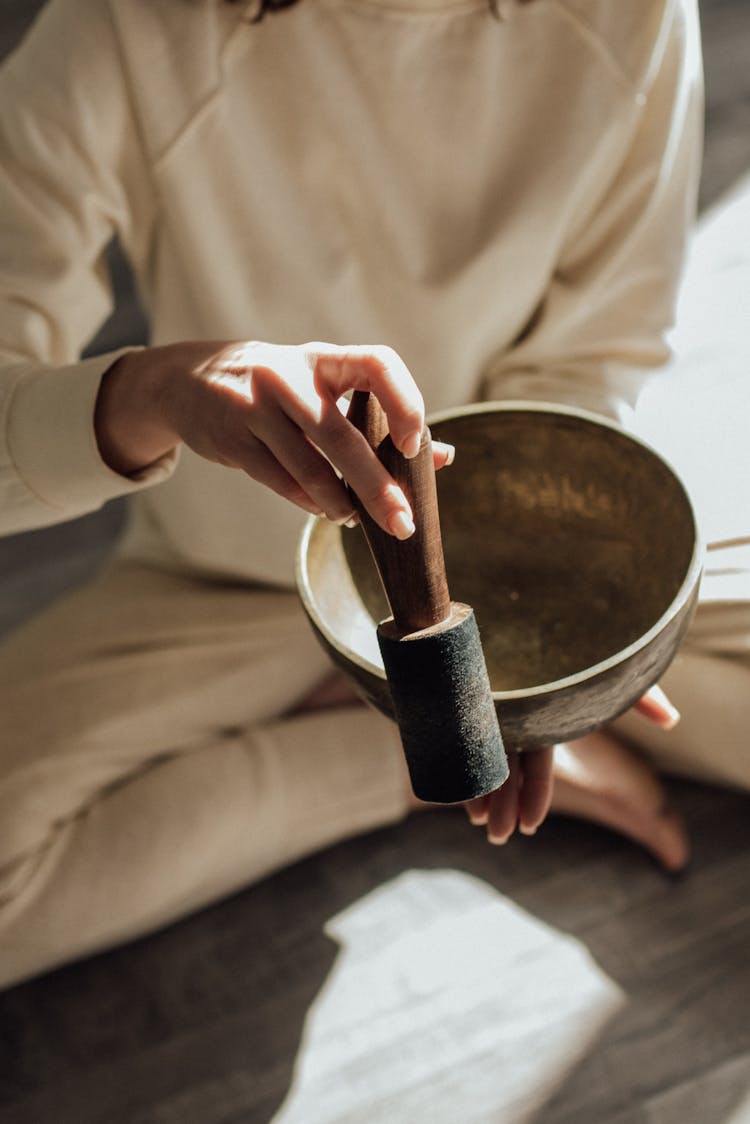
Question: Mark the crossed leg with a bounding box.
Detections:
[2,555,748,988]
[0,561,407,989]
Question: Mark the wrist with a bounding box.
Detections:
[95,348,181,476]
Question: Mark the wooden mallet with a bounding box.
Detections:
[346,390,509,804]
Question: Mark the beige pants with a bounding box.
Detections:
[0,561,409,989]
[0,546,749,989]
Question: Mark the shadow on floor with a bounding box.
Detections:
[0,775,747,1123]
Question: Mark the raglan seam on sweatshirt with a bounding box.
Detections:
[549,0,659,99]
[148,11,253,176]
[104,0,160,265]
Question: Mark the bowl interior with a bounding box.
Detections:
[305,406,698,694]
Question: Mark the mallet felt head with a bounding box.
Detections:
[377,602,508,804]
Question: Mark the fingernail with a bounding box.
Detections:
[442,443,456,466]
[401,432,421,460]
[387,510,415,539]
[468,813,488,826]
[344,514,360,529]
[519,825,537,836]
[488,833,511,846]
[647,684,681,728]
[660,712,680,731]
[333,511,358,527]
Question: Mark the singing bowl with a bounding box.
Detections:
[295,402,703,748]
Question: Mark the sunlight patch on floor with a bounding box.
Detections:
[725,1092,750,1124]
[274,869,625,1124]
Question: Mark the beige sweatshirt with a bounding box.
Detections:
[0,0,703,585]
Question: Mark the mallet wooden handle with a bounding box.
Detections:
[347,390,451,634]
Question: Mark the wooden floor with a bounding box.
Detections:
[1,3,749,1122]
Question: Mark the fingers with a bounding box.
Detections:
[433,441,456,471]
[242,398,359,524]
[464,746,554,844]
[251,387,416,536]
[518,746,554,835]
[230,430,328,517]
[331,394,454,470]
[280,344,451,537]
[194,340,452,537]
[486,753,521,844]
[465,793,489,826]
[309,344,425,459]
[306,345,426,536]
[634,684,680,730]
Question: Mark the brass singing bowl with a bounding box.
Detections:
[296,402,703,748]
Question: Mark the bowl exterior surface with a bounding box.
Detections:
[296,403,703,748]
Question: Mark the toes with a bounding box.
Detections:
[549,732,692,873]
[653,806,691,873]
[586,790,691,874]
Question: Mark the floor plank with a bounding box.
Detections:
[1,2,749,1123]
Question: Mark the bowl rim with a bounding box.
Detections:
[295,400,705,700]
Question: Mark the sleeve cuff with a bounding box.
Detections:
[7,350,179,520]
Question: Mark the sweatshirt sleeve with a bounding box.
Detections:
[481,0,704,425]
[0,0,177,536]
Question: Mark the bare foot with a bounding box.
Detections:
[550,731,690,872]
[292,675,689,872]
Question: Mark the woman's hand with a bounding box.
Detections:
[463,684,681,843]
[95,339,454,537]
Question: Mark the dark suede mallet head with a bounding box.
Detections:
[347,391,508,804]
